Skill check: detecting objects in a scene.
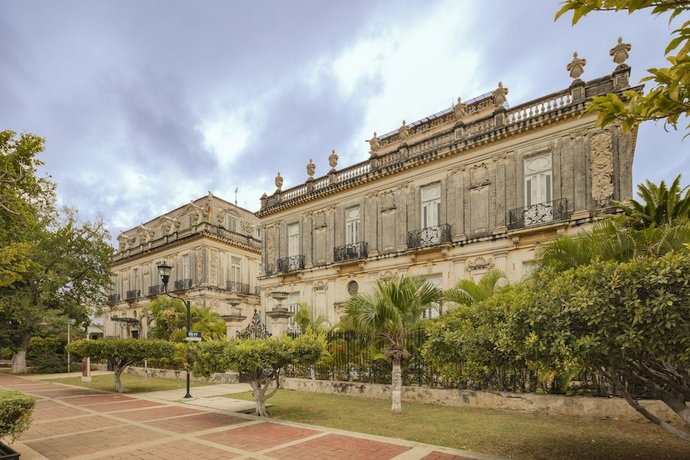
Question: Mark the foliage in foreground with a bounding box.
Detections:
[0,390,35,443]
[144,296,226,341]
[426,251,690,441]
[67,338,175,393]
[194,334,323,417]
[556,1,690,133]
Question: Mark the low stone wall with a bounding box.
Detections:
[282,378,680,423]
[126,366,238,384]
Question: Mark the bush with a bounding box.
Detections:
[0,390,36,442]
[27,336,67,373]
[0,347,12,360]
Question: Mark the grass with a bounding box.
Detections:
[226,390,690,460]
[47,373,205,394]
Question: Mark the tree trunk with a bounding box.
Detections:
[391,358,402,413]
[250,380,268,417]
[113,365,124,393]
[11,333,31,374]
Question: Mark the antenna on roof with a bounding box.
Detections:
[235,187,238,205]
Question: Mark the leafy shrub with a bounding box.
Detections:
[0,390,36,442]
[27,336,67,373]
[0,347,12,360]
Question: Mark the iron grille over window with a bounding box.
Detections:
[507,198,570,229]
[148,284,164,296]
[407,224,452,249]
[227,281,250,294]
[334,241,368,263]
[277,255,305,273]
[174,279,193,291]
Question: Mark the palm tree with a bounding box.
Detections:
[614,174,690,229]
[343,275,440,413]
[443,268,508,307]
[292,302,330,336]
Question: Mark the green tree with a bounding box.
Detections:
[144,297,226,341]
[193,335,323,416]
[0,209,113,373]
[443,268,508,307]
[614,174,690,228]
[67,338,175,393]
[343,275,440,413]
[556,1,690,132]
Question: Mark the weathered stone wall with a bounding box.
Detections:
[282,378,680,423]
[126,366,238,384]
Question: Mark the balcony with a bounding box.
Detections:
[174,279,193,291]
[227,281,250,294]
[508,198,570,230]
[334,241,368,263]
[277,255,305,273]
[107,293,120,303]
[407,224,452,249]
[148,284,164,296]
[125,290,140,301]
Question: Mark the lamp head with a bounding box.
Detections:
[157,262,172,288]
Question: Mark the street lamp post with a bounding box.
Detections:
[157,262,193,399]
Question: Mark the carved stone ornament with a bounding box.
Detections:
[241,220,252,233]
[306,159,316,178]
[470,163,490,189]
[492,82,509,107]
[567,52,586,80]
[590,131,615,206]
[367,131,380,153]
[610,37,631,66]
[313,280,328,291]
[209,250,218,284]
[328,149,338,170]
[467,256,494,271]
[313,211,327,229]
[380,191,396,212]
[275,172,283,191]
[266,229,276,265]
[453,97,467,120]
[398,120,410,141]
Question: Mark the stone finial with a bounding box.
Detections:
[610,37,631,66]
[328,149,338,170]
[567,52,586,80]
[306,159,315,178]
[492,82,509,107]
[398,120,410,141]
[274,172,283,191]
[453,97,466,120]
[367,131,380,152]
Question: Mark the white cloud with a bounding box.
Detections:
[199,111,252,168]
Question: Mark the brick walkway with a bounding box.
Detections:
[0,373,499,460]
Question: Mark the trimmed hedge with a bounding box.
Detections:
[0,390,36,442]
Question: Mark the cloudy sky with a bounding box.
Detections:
[2,1,688,242]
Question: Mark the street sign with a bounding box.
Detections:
[185,331,202,342]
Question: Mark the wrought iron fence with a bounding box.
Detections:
[227,281,250,294]
[334,241,368,263]
[508,198,570,230]
[407,224,452,249]
[277,255,305,273]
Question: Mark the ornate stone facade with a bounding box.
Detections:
[255,61,639,326]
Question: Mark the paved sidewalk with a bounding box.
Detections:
[0,373,502,460]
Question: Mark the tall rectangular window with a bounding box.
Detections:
[345,206,360,245]
[524,153,552,207]
[288,223,300,257]
[421,183,441,228]
[229,257,241,282]
[226,215,238,233]
[182,254,190,280]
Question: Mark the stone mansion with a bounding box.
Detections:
[105,45,639,337]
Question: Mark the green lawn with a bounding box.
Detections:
[48,373,204,394]
[226,390,690,460]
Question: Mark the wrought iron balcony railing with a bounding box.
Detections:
[227,281,250,294]
[148,284,164,296]
[407,224,452,249]
[125,289,140,301]
[107,293,120,303]
[334,241,368,263]
[508,198,570,230]
[277,255,305,273]
[174,278,193,291]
